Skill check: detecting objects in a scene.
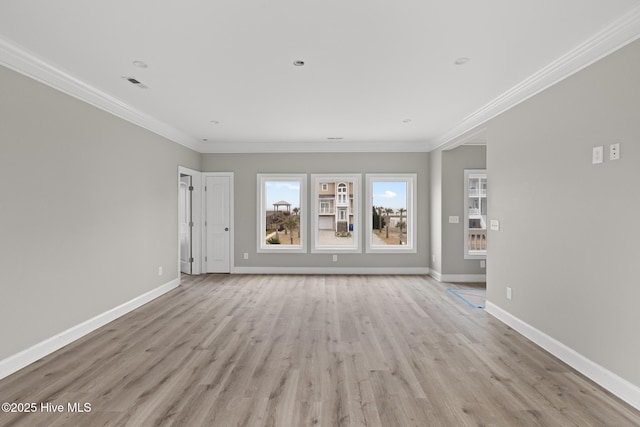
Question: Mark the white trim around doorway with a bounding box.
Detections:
[178,166,202,278]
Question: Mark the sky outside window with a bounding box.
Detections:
[265,181,300,211]
[372,181,406,210]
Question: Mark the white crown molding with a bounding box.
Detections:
[486,301,640,411]
[0,36,204,153]
[199,140,430,154]
[3,2,639,156]
[232,266,429,275]
[0,34,429,155]
[0,277,180,381]
[429,4,640,151]
[441,127,487,152]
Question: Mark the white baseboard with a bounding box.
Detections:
[429,270,486,283]
[0,277,180,381]
[485,301,640,411]
[232,267,430,275]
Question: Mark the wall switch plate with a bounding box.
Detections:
[592,145,604,164]
[332,254,338,262]
[448,216,459,224]
[243,252,249,260]
[432,255,436,263]
[158,266,163,276]
[490,220,500,231]
[609,143,620,160]
[506,287,512,300]
[480,260,486,268]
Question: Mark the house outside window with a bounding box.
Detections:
[311,174,361,253]
[464,169,487,259]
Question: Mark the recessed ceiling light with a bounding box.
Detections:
[293,60,305,66]
[202,138,208,142]
[402,119,412,123]
[132,60,148,68]
[210,120,220,124]
[454,57,470,65]
[327,137,343,140]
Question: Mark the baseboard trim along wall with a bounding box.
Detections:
[429,270,486,283]
[0,278,181,381]
[233,267,430,275]
[485,301,640,411]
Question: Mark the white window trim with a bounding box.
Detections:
[464,169,487,260]
[365,173,417,253]
[257,174,307,253]
[311,174,361,253]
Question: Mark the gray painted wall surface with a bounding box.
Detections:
[0,65,200,360]
[441,146,486,275]
[486,40,640,386]
[201,153,430,269]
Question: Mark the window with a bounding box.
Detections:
[366,174,417,253]
[464,169,487,259]
[257,174,307,253]
[337,183,347,204]
[311,174,361,253]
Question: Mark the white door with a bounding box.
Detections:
[205,175,231,273]
[179,175,192,274]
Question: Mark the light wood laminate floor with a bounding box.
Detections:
[0,274,638,426]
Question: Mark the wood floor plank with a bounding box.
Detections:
[1,274,639,427]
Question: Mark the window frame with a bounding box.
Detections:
[311,174,361,253]
[463,169,487,259]
[365,173,417,253]
[257,173,307,253]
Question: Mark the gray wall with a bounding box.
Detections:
[0,65,200,360]
[441,145,486,275]
[486,39,640,386]
[429,145,486,276]
[201,153,430,269]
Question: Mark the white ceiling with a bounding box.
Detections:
[1,1,639,153]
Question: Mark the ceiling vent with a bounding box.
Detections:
[122,76,149,89]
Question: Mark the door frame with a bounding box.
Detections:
[202,172,234,273]
[179,174,193,274]
[178,166,202,277]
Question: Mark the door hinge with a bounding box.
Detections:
[189,186,194,192]
[205,256,207,261]
[205,221,207,227]
[189,257,194,263]
[189,221,194,227]
[205,186,207,192]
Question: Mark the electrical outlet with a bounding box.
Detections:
[490,220,500,231]
[592,145,604,164]
[158,266,163,276]
[506,287,512,300]
[609,143,620,160]
[480,260,486,268]
[448,216,459,224]
[332,254,338,262]
[243,252,249,260]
